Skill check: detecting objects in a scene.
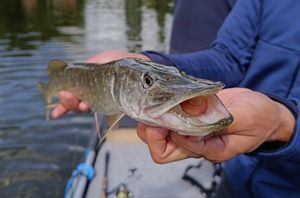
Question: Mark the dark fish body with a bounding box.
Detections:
[38,60,119,114]
[38,58,233,136]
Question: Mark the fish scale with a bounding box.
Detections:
[38,58,233,137]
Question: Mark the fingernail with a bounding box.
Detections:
[79,102,90,112]
[59,90,69,98]
[51,109,58,119]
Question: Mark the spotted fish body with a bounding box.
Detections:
[38,60,119,115]
[38,58,233,136]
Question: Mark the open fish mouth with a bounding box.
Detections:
[147,92,233,136]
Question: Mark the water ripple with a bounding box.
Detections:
[0,0,172,197]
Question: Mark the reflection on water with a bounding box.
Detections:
[0,0,172,197]
[0,0,84,51]
[125,0,142,51]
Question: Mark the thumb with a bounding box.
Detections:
[180,96,207,116]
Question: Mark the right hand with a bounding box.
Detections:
[136,88,295,164]
[51,50,150,119]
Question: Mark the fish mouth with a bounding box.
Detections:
[145,87,233,136]
[160,94,233,134]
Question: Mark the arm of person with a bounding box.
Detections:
[143,0,262,87]
[136,88,297,163]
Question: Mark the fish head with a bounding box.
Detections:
[113,58,233,136]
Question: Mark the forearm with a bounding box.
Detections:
[143,1,262,87]
[143,48,245,87]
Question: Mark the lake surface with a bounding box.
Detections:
[0,0,172,197]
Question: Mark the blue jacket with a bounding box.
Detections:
[144,0,300,197]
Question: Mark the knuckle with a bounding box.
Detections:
[205,154,220,163]
[151,155,167,164]
[205,150,236,163]
[206,156,227,163]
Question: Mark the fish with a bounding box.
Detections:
[37,58,233,136]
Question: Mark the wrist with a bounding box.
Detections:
[268,101,295,142]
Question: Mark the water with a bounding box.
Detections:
[0,0,172,197]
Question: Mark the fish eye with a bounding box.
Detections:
[143,73,154,87]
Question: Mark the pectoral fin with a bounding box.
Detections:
[37,82,57,120]
[97,113,125,144]
[105,113,125,133]
[47,60,68,77]
[94,112,101,139]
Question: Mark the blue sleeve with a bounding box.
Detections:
[143,0,261,87]
[169,0,235,53]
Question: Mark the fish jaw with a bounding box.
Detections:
[134,71,233,136]
[153,95,233,136]
[143,78,224,118]
[141,88,233,136]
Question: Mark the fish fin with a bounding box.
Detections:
[37,82,48,96]
[37,82,50,120]
[37,82,57,120]
[96,113,125,144]
[94,112,101,139]
[105,113,125,133]
[47,59,68,77]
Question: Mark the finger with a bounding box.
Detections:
[188,135,205,142]
[144,127,200,163]
[171,132,245,162]
[180,96,207,116]
[136,123,147,143]
[170,132,203,154]
[59,91,80,111]
[51,103,69,119]
[86,55,107,64]
[200,134,252,161]
[170,132,224,157]
[217,88,251,106]
[86,51,127,64]
[153,146,200,163]
[79,102,91,112]
[144,125,170,156]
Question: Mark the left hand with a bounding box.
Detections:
[137,88,295,163]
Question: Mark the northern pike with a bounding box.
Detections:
[38,58,233,136]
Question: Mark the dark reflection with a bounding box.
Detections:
[0,0,172,197]
[125,0,142,52]
[125,0,172,52]
[0,0,87,197]
[145,0,172,43]
[0,0,84,50]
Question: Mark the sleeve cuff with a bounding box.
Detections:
[141,51,176,66]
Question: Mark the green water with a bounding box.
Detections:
[0,0,172,197]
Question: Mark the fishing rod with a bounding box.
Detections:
[65,114,107,198]
[100,152,110,198]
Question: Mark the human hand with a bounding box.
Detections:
[136,88,295,163]
[51,50,150,118]
[86,50,150,64]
